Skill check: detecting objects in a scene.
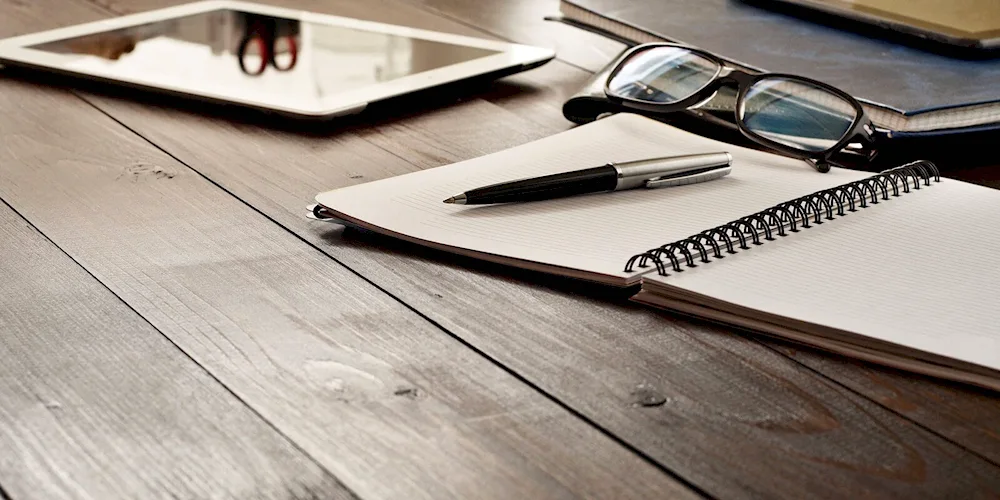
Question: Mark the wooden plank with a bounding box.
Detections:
[398,0,627,72]
[54,5,1000,500]
[772,343,1000,464]
[0,11,695,500]
[0,204,350,500]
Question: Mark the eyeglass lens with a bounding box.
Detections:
[739,77,858,153]
[607,46,720,104]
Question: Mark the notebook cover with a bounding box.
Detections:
[562,0,1000,115]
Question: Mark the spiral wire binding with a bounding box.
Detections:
[624,160,941,276]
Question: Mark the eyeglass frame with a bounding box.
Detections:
[602,42,878,173]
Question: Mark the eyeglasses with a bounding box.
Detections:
[237,16,299,76]
[603,43,877,173]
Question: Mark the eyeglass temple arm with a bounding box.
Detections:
[810,124,881,172]
[840,125,880,161]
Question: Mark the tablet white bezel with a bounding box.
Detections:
[0,0,555,118]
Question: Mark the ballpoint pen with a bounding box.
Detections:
[443,152,733,205]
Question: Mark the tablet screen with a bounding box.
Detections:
[23,9,502,109]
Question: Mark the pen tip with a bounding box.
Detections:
[443,194,467,205]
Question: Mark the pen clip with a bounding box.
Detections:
[644,165,732,189]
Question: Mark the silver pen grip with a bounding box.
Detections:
[613,152,732,190]
[644,165,732,188]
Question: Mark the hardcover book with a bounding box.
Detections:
[553,0,1000,137]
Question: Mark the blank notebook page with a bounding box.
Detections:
[652,178,1000,372]
[316,113,871,279]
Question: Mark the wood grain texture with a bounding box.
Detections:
[772,343,1000,465]
[398,0,627,72]
[52,2,1000,498]
[0,205,350,500]
[0,25,695,500]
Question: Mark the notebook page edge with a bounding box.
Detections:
[631,289,1000,392]
[637,278,1000,379]
[636,177,1000,379]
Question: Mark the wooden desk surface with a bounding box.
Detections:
[1,0,999,498]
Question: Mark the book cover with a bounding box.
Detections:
[558,0,1000,135]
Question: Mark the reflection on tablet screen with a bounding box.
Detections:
[25,9,501,109]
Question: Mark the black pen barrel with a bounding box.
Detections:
[463,166,618,204]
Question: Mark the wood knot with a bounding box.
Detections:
[629,383,667,407]
[393,387,419,398]
[118,163,176,182]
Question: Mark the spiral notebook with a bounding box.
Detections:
[313,113,1000,391]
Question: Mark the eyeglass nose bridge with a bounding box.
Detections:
[840,124,879,161]
[714,67,757,86]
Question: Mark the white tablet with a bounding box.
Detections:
[0,0,555,119]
